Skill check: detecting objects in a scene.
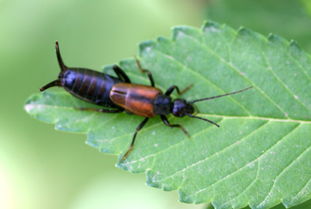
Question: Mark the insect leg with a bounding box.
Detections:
[121,117,149,161]
[135,58,155,87]
[112,65,131,83]
[160,115,190,137]
[164,84,193,96]
[78,107,124,113]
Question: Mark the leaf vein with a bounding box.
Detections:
[182,32,289,118]
[186,123,300,200]
[161,120,270,182]
[220,161,260,209]
[287,49,311,81]
[152,48,252,116]
[290,178,311,205]
[126,118,225,166]
[261,50,310,112]
[257,141,311,208]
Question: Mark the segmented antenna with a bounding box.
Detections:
[186,113,220,127]
[189,86,253,104]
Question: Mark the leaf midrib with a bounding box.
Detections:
[25,103,311,124]
[198,114,311,124]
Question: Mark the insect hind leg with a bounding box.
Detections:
[121,117,149,161]
[135,58,155,87]
[112,65,131,83]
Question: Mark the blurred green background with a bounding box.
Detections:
[1,0,311,209]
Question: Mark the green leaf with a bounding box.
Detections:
[205,0,311,53]
[24,21,311,209]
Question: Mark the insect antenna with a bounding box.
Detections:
[55,41,67,72]
[189,86,252,104]
[186,113,220,127]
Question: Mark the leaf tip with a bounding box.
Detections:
[102,64,114,73]
[24,93,42,114]
[119,58,137,71]
[139,40,156,57]
[289,40,301,50]
[85,137,98,149]
[145,169,157,185]
[268,33,278,41]
[237,27,253,37]
[116,160,130,170]
[172,26,191,41]
[156,36,170,45]
[116,157,139,172]
[268,33,287,45]
[178,190,195,203]
[54,120,67,131]
[24,103,33,114]
[146,174,162,189]
[202,20,221,33]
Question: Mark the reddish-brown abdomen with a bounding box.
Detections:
[110,83,162,117]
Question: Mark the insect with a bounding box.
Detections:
[41,41,252,161]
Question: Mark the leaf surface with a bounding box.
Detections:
[25,21,311,209]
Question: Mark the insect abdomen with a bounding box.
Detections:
[110,83,162,117]
[61,68,121,107]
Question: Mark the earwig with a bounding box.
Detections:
[41,41,252,161]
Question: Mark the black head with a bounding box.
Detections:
[172,99,194,117]
[40,41,67,91]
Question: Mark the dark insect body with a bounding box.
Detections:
[41,41,252,161]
